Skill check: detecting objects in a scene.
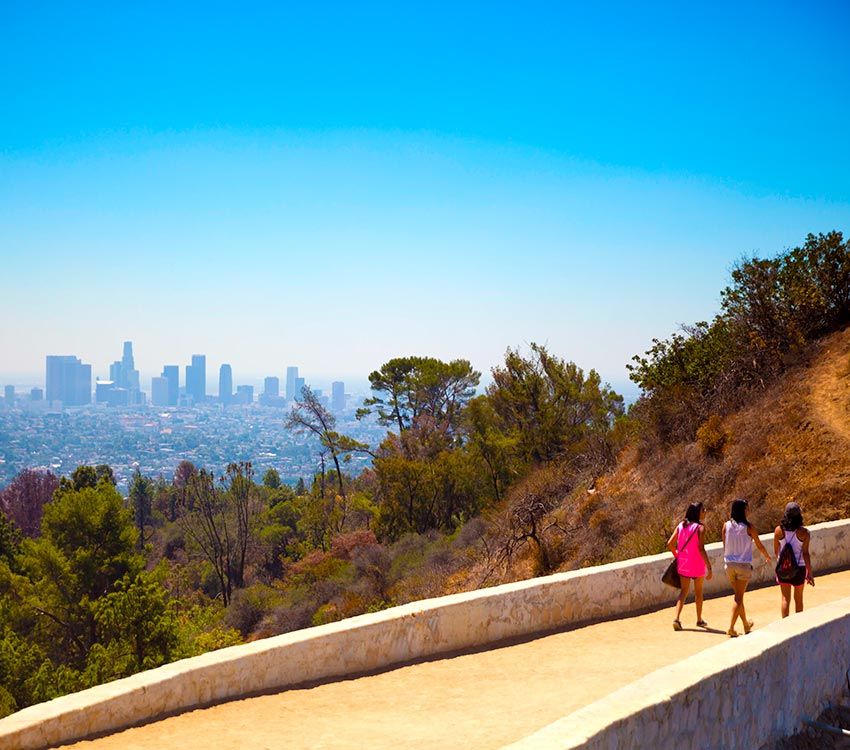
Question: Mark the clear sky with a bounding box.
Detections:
[2,1,849,397]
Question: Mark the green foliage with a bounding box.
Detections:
[0,513,20,569]
[629,232,850,444]
[177,463,263,606]
[357,356,480,434]
[0,480,178,715]
[262,468,281,489]
[129,468,155,550]
[487,343,624,468]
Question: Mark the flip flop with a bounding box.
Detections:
[672,620,682,631]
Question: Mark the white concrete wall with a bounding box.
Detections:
[503,596,850,750]
[1,519,848,750]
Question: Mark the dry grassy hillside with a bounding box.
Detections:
[445,325,850,591]
[562,324,850,570]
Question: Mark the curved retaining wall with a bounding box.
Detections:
[1,519,848,750]
[503,595,850,750]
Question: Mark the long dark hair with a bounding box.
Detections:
[684,502,704,526]
[781,503,804,532]
[730,499,751,527]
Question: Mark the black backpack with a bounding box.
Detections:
[775,535,803,582]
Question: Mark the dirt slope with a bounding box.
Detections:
[556,325,850,570]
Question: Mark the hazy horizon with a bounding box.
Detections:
[3,3,849,398]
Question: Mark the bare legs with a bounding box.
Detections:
[780,583,804,618]
[728,578,752,634]
[674,577,704,625]
[694,577,704,623]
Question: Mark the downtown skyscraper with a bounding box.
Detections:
[219,364,233,405]
[45,355,91,406]
[185,355,206,405]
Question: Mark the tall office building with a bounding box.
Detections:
[107,341,142,405]
[294,376,305,399]
[162,365,179,406]
[264,376,280,397]
[186,354,206,404]
[219,364,233,405]
[4,385,14,408]
[151,377,169,406]
[45,356,91,406]
[285,366,299,401]
[332,381,345,413]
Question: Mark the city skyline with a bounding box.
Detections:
[2,4,849,399]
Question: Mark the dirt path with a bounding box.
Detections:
[808,327,850,444]
[64,568,850,750]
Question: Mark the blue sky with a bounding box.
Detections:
[2,1,849,396]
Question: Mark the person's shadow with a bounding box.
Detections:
[678,626,726,634]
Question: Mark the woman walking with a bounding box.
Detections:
[722,499,771,637]
[667,502,713,631]
[774,502,814,617]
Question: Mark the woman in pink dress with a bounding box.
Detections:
[667,502,713,630]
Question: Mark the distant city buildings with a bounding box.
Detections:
[33,345,351,416]
[264,376,279,397]
[185,355,206,405]
[150,376,169,407]
[219,364,233,406]
[332,381,345,413]
[99,342,145,406]
[259,376,285,407]
[45,355,91,406]
[235,384,254,405]
[107,341,142,405]
[162,366,179,406]
[4,385,14,408]
[285,367,299,401]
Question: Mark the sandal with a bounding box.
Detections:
[672,620,682,631]
[743,620,754,635]
[696,619,708,628]
[727,629,739,638]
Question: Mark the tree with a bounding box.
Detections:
[263,468,281,489]
[177,463,262,606]
[488,344,623,468]
[172,460,198,519]
[129,469,154,551]
[0,481,178,713]
[286,386,367,503]
[16,481,141,669]
[357,356,480,436]
[0,469,59,537]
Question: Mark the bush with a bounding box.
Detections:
[696,415,728,458]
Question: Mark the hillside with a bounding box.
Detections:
[522,324,850,577]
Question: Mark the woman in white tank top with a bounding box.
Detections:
[773,501,814,618]
[722,499,771,637]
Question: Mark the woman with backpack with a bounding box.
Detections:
[667,502,713,631]
[774,501,814,617]
[722,499,772,637]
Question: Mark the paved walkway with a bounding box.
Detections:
[65,568,850,750]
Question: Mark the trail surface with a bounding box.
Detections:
[66,569,850,750]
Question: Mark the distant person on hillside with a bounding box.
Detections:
[667,502,713,631]
[774,502,814,617]
[722,499,771,637]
